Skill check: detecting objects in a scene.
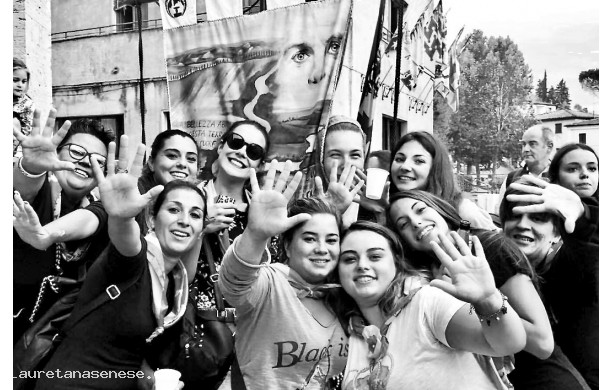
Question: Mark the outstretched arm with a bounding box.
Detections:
[13,108,75,203]
[506,175,584,234]
[500,274,554,359]
[13,191,101,250]
[234,160,310,265]
[91,135,163,257]
[430,232,526,357]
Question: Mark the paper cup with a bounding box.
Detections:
[154,369,181,390]
[365,168,389,200]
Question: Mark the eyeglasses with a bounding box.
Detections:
[59,143,107,169]
[225,133,266,161]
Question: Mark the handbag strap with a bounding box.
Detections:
[202,236,226,312]
[60,246,144,335]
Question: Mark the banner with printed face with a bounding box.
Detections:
[163,0,352,196]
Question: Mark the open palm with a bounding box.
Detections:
[13,108,75,173]
[13,191,60,250]
[91,135,163,219]
[429,232,497,304]
[245,160,310,241]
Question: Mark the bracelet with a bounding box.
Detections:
[469,289,508,326]
[18,157,46,178]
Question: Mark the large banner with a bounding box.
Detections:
[162,0,352,196]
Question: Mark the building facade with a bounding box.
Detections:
[534,108,599,153]
[50,0,434,157]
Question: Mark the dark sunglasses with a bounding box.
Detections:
[225,133,266,161]
[59,143,107,169]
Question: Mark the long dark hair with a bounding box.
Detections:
[140,129,199,192]
[390,190,538,288]
[151,180,207,218]
[389,132,463,208]
[548,142,599,199]
[330,221,429,332]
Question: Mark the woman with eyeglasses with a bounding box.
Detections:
[12,109,114,342]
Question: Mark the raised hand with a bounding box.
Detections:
[429,232,498,307]
[13,191,63,250]
[91,135,163,219]
[13,108,75,174]
[506,175,584,233]
[245,160,310,241]
[314,161,364,214]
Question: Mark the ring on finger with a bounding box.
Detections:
[115,167,129,174]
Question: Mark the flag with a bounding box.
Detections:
[163,0,352,197]
[423,0,446,71]
[356,0,386,150]
[446,26,463,111]
[159,0,197,29]
[204,0,242,21]
[267,0,305,10]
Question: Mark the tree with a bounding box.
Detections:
[554,79,571,108]
[433,91,452,144]
[536,70,548,102]
[574,104,588,113]
[579,68,599,94]
[547,86,558,106]
[448,30,533,179]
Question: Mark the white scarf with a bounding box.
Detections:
[144,233,189,342]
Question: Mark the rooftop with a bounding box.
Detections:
[535,108,598,122]
[565,118,599,127]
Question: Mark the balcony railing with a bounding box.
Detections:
[52,1,263,42]
[52,5,396,43]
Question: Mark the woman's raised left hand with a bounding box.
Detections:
[506,175,584,233]
[91,134,163,219]
[429,232,498,307]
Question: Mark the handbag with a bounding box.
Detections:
[149,237,235,390]
[13,246,142,390]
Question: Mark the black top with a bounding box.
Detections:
[35,238,155,390]
[13,176,109,341]
[541,197,598,389]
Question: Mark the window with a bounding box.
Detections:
[56,115,125,155]
[382,115,405,150]
[579,133,587,144]
[163,111,172,131]
[390,1,405,34]
[555,123,562,134]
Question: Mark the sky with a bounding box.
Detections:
[444,0,599,113]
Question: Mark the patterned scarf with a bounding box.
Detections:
[144,233,189,342]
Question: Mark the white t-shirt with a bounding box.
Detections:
[343,285,499,390]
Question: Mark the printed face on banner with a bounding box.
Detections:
[163,0,351,194]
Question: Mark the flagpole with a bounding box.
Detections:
[136,3,146,150]
[393,2,407,134]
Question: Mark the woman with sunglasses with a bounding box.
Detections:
[12,109,114,342]
[196,120,269,285]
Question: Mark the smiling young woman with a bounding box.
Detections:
[32,136,205,390]
[13,111,114,343]
[335,221,526,389]
[218,162,347,389]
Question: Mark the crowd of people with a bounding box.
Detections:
[14,56,599,390]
